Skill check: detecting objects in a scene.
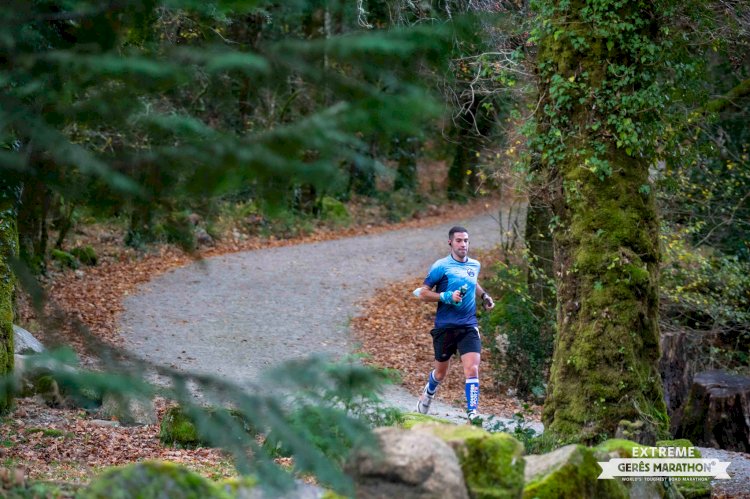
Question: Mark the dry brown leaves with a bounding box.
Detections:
[0,398,233,483]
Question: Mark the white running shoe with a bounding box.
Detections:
[416,385,435,414]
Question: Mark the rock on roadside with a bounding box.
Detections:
[13,325,44,354]
[346,427,469,499]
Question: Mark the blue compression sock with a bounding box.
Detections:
[426,370,441,395]
[465,378,479,412]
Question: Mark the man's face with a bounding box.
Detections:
[449,232,469,260]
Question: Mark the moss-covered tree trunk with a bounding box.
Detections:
[0,178,19,414]
[536,0,668,441]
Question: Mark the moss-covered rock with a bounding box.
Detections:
[50,249,78,269]
[523,444,628,499]
[34,374,65,407]
[400,412,455,429]
[81,461,229,499]
[160,406,203,447]
[160,405,258,448]
[411,423,525,498]
[70,245,98,266]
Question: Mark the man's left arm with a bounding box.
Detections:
[475,283,495,310]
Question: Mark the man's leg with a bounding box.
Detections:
[461,352,481,416]
[417,359,449,414]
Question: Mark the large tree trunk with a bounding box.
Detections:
[0,177,19,414]
[537,1,668,441]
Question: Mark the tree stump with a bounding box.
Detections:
[676,370,750,452]
[659,330,698,433]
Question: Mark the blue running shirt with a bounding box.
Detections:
[423,255,481,328]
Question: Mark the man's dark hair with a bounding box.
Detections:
[449,226,469,239]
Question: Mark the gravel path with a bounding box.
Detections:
[119,207,528,426]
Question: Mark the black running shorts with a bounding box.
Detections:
[430,326,481,362]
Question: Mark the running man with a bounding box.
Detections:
[413,225,494,423]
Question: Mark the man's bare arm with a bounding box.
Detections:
[476,283,495,310]
[414,285,462,304]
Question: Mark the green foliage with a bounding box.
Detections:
[481,262,554,400]
[660,224,750,372]
[528,0,697,174]
[484,404,567,455]
[661,225,750,329]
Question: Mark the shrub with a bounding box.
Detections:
[320,196,351,226]
[481,262,554,401]
[383,189,422,222]
[660,224,750,372]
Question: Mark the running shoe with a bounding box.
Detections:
[416,384,435,414]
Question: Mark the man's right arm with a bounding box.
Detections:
[415,285,462,304]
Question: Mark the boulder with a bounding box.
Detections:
[80,461,228,499]
[346,426,469,499]
[13,325,44,354]
[523,444,628,499]
[676,370,750,452]
[99,393,157,426]
[410,423,525,498]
